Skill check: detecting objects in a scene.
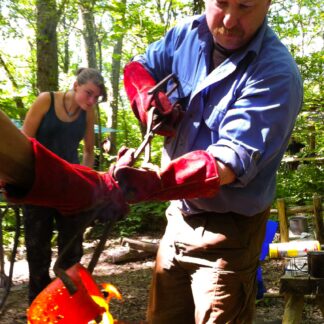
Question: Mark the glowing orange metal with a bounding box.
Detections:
[27,263,122,324]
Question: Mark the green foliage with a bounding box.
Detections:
[276,163,324,205]
[268,1,324,209]
[0,204,21,246]
[115,201,168,236]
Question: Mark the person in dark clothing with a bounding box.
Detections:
[22,67,107,303]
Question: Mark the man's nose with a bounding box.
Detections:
[223,8,240,29]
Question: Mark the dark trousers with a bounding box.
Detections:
[23,205,86,303]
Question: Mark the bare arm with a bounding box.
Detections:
[82,108,95,168]
[0,110,34,189]
[216,160,236,186]
[22,92,51,137]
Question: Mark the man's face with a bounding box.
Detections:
[205,0,271,50]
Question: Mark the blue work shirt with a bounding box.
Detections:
[135,15,303,216]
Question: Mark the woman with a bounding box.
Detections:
[22,67,107,303]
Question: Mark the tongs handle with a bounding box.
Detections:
[132,107,159,162]
[133,74,179,163]
[53,206,115,295]
[148,73,179,98]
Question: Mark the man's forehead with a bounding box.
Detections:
[208,0,269,6]
[209,0,262,4]
[237,0,258,4]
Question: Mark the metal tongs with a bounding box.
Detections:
[53,205,112,295]
[133,73,180,164]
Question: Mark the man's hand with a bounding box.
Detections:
[123,61,182,137]
[109,146,136,179]
[114,150,220,203]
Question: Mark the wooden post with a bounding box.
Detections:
[282,293,304,324]
[278,198,289,242]
[313,194,324,245]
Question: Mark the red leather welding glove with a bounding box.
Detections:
[3,138,128,219]
[123,61,181,137]
[114,150,220,203]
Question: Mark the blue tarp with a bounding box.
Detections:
[257,220,278,300]
[94,125,119,134]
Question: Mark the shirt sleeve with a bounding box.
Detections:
[133,28,176,81]
[208,59,303,187]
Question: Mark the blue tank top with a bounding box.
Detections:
[36,92,87,163]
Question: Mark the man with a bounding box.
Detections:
[116,0,303,322]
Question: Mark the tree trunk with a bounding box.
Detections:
[62,16,70,74]
[0,55,25,118]
[79,0,104,167]
[79,0,97,69]
[109,0,127,156]
[109,37,124,156]
[36,0,59,92]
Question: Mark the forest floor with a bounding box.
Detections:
[0,232,323,324]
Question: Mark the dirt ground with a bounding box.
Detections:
[0,234,323,324]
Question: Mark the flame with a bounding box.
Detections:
[26,264,123,324]
[101,283,122,302]
[89,283,122,324]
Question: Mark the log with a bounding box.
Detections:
[106,246,155,264]
[286,205,315,215]
[271,204,324,217]
[121,237,159,254]
[263,292,318,301]
[280,274,324,295]
[281,156,324,164]
[105,238,159,264]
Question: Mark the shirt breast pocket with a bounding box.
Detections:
[203,103,228,140]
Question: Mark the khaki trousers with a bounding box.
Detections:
[147,205,270,324]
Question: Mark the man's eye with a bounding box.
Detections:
[239,4,252,10]
[216,0,227,8]
[238,1,255,9]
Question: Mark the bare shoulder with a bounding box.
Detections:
[35,92,52,106]
[29,92,52,114]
